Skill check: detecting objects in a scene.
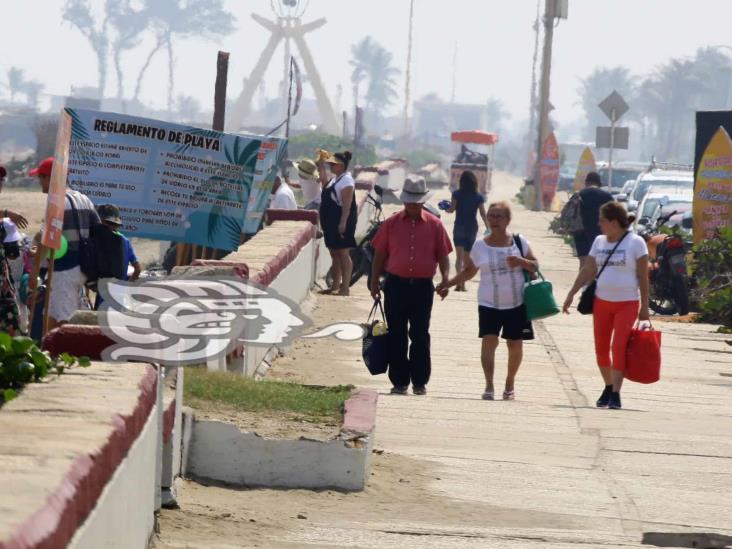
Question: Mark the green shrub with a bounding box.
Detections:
[692,227,732,327]
[0,333,89,404]
[287,133,377,166]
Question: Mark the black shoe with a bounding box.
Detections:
[413,385,427,395]
[596,385,612,408]
[608,392,622,410]
[390,385,408,395]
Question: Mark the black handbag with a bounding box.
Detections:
[362,299,389,375]
[67,194,98,282]
[577,231,628,315]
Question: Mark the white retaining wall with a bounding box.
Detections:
[186,420,371,491]
[243,238,315,376]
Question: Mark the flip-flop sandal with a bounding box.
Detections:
[318,288,335,295]
[481,391,494,400]
[503,390,515,401]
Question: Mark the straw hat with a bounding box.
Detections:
[294,158,317,180]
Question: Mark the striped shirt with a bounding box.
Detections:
[41,189,100,272]
[470,234,529,310]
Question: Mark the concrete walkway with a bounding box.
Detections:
[155,172,732,548]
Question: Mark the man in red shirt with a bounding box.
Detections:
[370,177,453,396]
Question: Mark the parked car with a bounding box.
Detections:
[598,162,647,195]
[558,162,577,191]
[634,191,693,232]
[626,169,693,212]
[616,179,637,204]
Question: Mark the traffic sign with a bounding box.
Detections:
[596,126,629,149]
[599,90,629,121]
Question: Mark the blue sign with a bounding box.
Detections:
[65,108,286,251]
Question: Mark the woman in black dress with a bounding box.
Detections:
[318,151,357,296]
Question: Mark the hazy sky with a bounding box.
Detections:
[3,0,732,136]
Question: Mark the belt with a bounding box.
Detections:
[387,273,433,284]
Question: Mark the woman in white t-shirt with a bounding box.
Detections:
[438,201,539,401]
[563,202,650,410]
[317,150,357,296]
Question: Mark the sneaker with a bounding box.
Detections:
[390,385,408,395]
[596,385,613,408]
[413,386,427,396]
[608,392,622,410]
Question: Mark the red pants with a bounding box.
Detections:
[592,297,639,372]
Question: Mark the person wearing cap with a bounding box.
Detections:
[269,175,298,211]
[92,204,140,309]
[317,150,357,296]
[290,158,320,210]
[370,177,453,396]
[0,165,29,230]
[29,157,100,330]
[97,204,140,281]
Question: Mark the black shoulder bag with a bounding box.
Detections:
[362,299,389,375]
[577,231,628,315]
[67,194,98,283]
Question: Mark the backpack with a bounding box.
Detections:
[67,194,98,281]
[559,192,584,234]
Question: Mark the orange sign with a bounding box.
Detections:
[573,147,597,192]
[540,132,560,209]
[41,110,72,250]
[693,126,732,244]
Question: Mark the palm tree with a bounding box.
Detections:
[62,0,109,98]
[350,37,375,110]
[23,81,45,109]
[349,37,400,127]
[647,59,699,160]
[143,0,235,113]
[692,47,732,109]
[576,66,635,140]
[108,0,150,100]
[364,45,400,122]
[485,97,511,133]
[6,67,26,103]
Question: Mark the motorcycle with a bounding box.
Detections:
[638,210,690,315]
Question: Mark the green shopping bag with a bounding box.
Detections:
[523,270,560,320]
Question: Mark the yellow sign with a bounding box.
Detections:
[573,147,596,192]
[693,126,732,244]
[41,110,72,250]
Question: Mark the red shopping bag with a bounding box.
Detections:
[625,321,662,384]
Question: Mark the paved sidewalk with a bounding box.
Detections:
[155,172,732,548]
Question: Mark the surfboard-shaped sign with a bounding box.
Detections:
[540,132,560,209]
[573,147,597,192]
[693,126,732,244]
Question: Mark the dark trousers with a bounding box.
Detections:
[384,275,435,388]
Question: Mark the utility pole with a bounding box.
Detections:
[526,0,541,176]
[533,0,559,211]
[402,0,415,138]
[451,42,458,104]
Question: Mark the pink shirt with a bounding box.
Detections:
[372,209,453,278]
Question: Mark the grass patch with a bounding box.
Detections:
[184,367,353,421]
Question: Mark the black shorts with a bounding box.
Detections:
[574,232,599,257]
[478,305,534,340]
